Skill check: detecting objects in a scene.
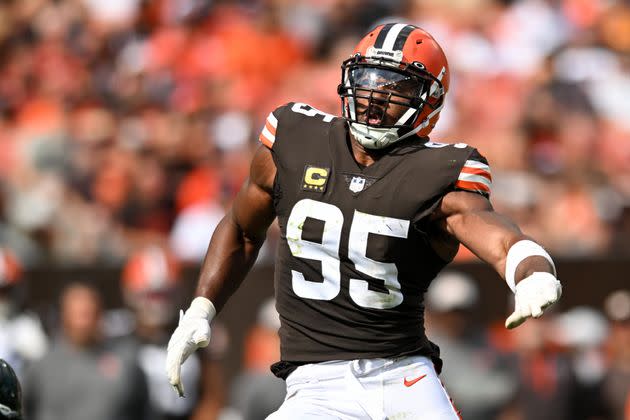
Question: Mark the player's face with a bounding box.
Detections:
[350,67,423,127]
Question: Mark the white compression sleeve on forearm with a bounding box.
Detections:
[505,240,556,293]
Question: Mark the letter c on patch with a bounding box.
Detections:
[304,167,328,186]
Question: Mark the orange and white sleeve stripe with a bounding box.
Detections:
[258,111,278,149]
[455,159,492,196]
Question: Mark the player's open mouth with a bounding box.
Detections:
[365,106,385,125]
[368,116,383,125]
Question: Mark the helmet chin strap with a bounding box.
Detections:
[349,102,444,149]
[349,123,398,149]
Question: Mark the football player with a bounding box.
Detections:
[0,359,22,420]
[166,23,562,419]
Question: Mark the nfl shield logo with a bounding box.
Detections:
[349,176,366,193]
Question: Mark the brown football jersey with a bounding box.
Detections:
[258,102,492,377]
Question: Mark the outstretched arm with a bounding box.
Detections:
[433,191,561,328]
[166,145,276,397]
[195,145,277,310]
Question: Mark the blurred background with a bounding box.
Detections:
[0,0,628,419]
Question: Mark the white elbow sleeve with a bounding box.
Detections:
[505,240,556,293]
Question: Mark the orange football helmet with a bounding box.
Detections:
[122,246,181,294]
[338,23,450,149]
[122,246,183,327]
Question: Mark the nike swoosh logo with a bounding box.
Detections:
[404,374,427,387]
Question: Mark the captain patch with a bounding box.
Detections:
[302,165,330,193]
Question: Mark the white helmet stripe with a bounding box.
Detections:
[382,23,408,52]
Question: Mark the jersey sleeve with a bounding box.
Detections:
[454,148,492,198]
[258,104,290,149]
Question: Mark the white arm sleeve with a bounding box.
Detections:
[505,240,556,293]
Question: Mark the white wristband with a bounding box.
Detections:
[505,240,556,293]
[188,296,217,322]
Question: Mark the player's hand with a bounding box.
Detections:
[505,272,561,329]
[166,297,216,397]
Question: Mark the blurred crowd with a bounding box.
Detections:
[0,0,629,269]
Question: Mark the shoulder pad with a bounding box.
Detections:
[258,102,338,150]
[258,103,294,150]
[454,147,492,198]
[286,102,337,123]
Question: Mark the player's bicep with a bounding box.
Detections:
[230,145,276,242]
[436,191,526,271]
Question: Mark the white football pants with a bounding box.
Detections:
[266,355,461,420]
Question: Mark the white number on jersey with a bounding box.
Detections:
[424,141,469,149]
[348,210,408,309]
[291,103,336,122]
[287,199,343,300]
[286,199,409,309]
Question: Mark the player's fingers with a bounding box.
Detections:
[540,296,557,311]
[510,298,532,326]
[546,288,561,305]
[505,310,527,329]
[546,282,562,306]
[166,350,186,397]
[192,324,210,347]
[165,352,179,384]
[173,382,185,398]
[193,336,209,347]
[166,340,182,382]
[530,303,544,318]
